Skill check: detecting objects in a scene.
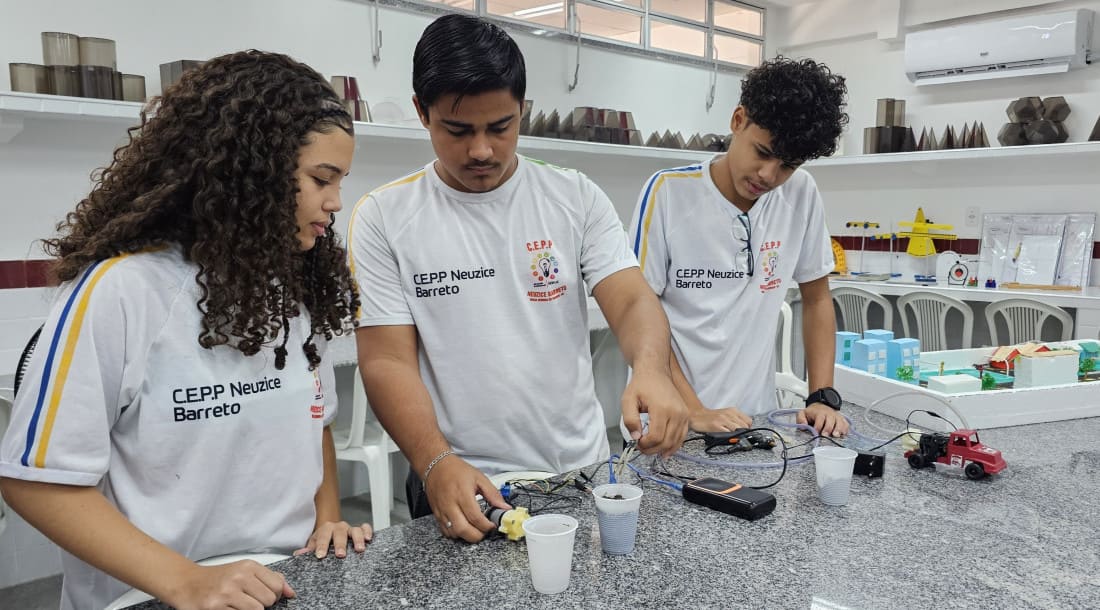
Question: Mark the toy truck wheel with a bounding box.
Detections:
[964,462,985,480]
[907,454,925,469]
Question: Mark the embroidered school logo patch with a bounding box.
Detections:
[311,369,325,419]
[525,239,568,302]
[759,247,781,293]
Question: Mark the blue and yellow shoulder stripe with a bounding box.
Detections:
[632,164,704,271]
[19,253,131,468]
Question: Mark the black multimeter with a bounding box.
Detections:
[682,477,776,520]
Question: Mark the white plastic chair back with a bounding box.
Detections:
[330,367,401,530]
[897,291,974,351]
[0,395,10,539]
[104,553,291,609]
[831,286,893,334]
[776,301,808,407]
[984,298,1073,345]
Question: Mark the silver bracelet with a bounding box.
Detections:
[422,449,454,482]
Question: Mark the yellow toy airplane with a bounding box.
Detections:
[898,207,956,257]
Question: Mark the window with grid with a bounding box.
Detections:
[414,0,764,70]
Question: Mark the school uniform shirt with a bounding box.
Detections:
[349,155,636,475]
[629,160,834,415]
[0,247,337,610]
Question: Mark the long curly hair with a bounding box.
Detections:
[43,50,360,370]
[739,56,848,162]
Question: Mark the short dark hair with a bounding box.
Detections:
[739,56,848,162]
[413,13,526,117]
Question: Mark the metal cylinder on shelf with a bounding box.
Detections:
[120,74,146,102]
[41,32,80,66]
[47,65,81,96]
[78,36,117,69]
[9,63,50,93]
[79,65,115,99]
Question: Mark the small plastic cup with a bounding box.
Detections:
[521,514,578,594]
[592,483,643,555]
[813,446,858,506]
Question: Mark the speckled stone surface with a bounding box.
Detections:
[129,410,1100,609]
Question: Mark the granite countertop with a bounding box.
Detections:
[130,410,1100,609]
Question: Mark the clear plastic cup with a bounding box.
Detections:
[521,514,578,594]
[813,446,858,506]
[592,483,643,555]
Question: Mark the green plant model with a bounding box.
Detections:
[1081,357,1096,377]
[896,365,915,382]
[981,372,996,391]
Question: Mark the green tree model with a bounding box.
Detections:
[981,372,996,391]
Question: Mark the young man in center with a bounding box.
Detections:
[349,14,689,543]
[629,57,851,437]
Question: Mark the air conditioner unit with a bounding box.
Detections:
[905,9,1093,86]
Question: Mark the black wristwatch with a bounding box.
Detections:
[805,387,842,411]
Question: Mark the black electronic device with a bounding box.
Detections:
[682,477,776,520]
[854,450,885,478]
[703,429,775,451]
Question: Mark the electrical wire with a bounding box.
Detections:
[767,408,887,445]
[673,428,791,489]
[625,461,684,491]
[784,434,847,452]
[856,390,971,438]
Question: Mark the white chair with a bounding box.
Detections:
[331,367,401,530]
[105,553,291,609]
[897,291,974,351]
[776,301,808,407]
[831,286,894,334]
[0,395,10,540]
[985,298,1073,346]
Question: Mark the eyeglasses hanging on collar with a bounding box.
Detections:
[732,212,754,277]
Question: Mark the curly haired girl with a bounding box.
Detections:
[1,50,367,609]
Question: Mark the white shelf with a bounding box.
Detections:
[804,139,1100,188]
[808,141,1100,167]
[0,91,712,165]
[6,91,1099,174]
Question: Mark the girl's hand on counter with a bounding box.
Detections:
[295,521,373,559]
[167,561,294,610]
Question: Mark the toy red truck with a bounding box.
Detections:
[904,429,1006,480]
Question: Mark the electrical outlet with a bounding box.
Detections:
[965,206,980,227]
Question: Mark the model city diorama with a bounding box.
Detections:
[837,328,1100,393]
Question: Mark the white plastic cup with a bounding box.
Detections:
[592,483,643,555]
[521,514,579,594]
[813,446,858,506]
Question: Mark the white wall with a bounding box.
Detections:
[774,0,1100,285]
[0,0,752,588]
[0,0,744,151]
[780,0,1100,163]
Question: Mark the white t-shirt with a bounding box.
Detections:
[628,159,834,415]
[0,247,337,610]
[349,155,636,475]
